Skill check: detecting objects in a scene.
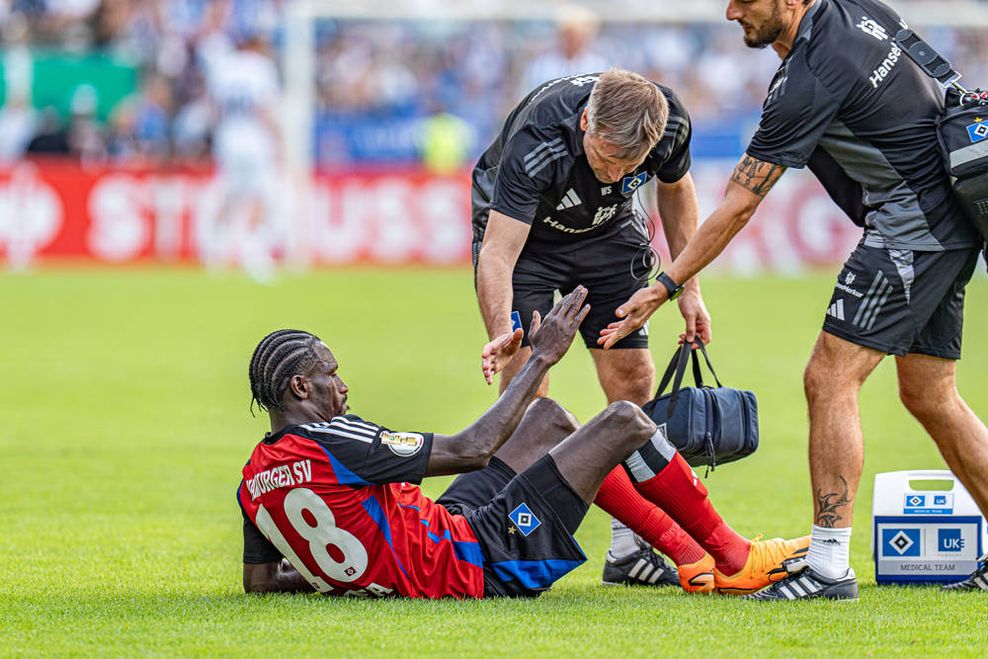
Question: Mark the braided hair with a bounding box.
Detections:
[248,329,324,413]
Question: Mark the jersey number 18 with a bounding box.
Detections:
[254,487,368,592]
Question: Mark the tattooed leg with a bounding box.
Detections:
[815,476,851,528]
[804,332,885,528]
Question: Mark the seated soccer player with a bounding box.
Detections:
[239,287,808,598]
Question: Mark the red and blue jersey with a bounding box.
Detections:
[238,415,485,598]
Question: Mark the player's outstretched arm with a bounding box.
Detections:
[598,154,785,349]
[477,211,531,385]
[655,172,712,345]
[428,287,590,476]
[243,559,316,594]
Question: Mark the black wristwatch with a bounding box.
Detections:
[656,272,685,300]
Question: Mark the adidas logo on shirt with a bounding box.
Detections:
[827,299,846,321]
[556,188,582,210]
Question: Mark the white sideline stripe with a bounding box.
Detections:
[790,580,806,597]
[305,427,375,443]
[779,585,796,600]
[629,559,645,579]
[976,574,988,590]
[333,418,378,435]
[639,564,654,582]
[648,569,661,584]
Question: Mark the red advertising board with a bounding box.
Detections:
[0,159,862,271]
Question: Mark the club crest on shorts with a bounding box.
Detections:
[508,503,541,537]
[380,431,424,457]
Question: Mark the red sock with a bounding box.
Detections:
[629,453,750,574]
[595,467,706,566]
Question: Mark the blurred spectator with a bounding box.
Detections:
[420,103,476,175]
[204,33,281,282]
[2,1,988,168]
[521,5,610,94]
[26,107,69,154]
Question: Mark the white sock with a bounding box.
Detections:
[608,518,640,559]
[806,525,852,579]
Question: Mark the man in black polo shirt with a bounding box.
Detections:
[472,69,713,586]
[600,0,988,600]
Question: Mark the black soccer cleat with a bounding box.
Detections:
[602,546,680,587]
[742,564,859,601]
[942,555,988,591]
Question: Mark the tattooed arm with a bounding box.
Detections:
[599,153,786,348]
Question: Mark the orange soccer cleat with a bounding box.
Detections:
[678,553,716,594]
[714,535,810,596]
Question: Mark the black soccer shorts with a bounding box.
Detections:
[822,242,981,359]
[436,455,589,598]
[472,220,653,350]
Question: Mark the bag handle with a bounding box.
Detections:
[655,342,690,399]
[654,339,724,418]
[692,340,723,389]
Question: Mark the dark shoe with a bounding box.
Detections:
[743,564,858,601]
[942,555,988,591]
[602,547,679,587]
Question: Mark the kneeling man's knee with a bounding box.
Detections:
[529,397,579,435]
[603,401,655,446]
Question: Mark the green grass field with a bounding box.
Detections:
[2,267,986,656]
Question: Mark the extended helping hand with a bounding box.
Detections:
[481,328,523,385]
[597,286,666,350]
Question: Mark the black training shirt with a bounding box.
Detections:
[471,73,692,245]
[748,0,981,250]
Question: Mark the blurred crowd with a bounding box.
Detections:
[0,0,283,165]
[3,0,988,167]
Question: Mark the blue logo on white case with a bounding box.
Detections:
[620,172,647,194]
[883,528,921,557]
[938,528,965,552]
[967,120,988,143]
[508,503,541,537]
[905,494,925,508]
[903,493,953,514]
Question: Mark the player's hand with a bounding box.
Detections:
[481,328,524,385]
[528,286,591,365]
[676,288,712,347]
[597,286,666,350]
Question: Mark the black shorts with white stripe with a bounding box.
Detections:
[822,242,981,359]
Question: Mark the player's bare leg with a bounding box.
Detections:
[493,397,579,474]
[548,401,657,502]
[590,348,662,567]
[802,331,884,579]
[590,348,656,406]
[238,194,276,284]
[896,353,988,518]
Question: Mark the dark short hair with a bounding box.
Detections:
[248,329,323,412]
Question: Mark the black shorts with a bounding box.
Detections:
[472,220,653,350]
[822,242,981,359]
[436,456,589,598]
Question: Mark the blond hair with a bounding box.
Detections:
[585,69,668,161]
